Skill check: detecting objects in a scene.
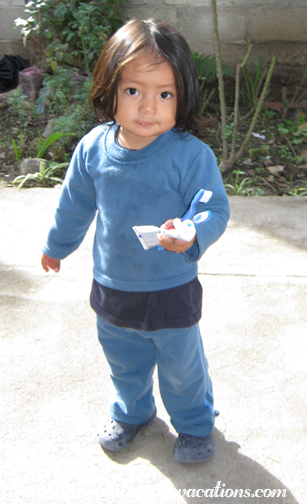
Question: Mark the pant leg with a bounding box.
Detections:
[151,324,215,437]
[97,316,156,424]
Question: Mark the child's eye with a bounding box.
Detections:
[125,88,138,96]
[160,91,173,99]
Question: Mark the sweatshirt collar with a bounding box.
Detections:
[104,123,174,163]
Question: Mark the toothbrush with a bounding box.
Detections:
[181,189,205,221]
[157,189,212,250]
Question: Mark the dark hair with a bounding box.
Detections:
[89,19,200,135]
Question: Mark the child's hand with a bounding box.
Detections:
[158,219,197,253]
[41,253,61,273]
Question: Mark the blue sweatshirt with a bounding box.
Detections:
[43,123,230,292]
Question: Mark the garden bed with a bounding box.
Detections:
[1,80,307,196]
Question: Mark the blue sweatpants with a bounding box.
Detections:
[97,316,215,437]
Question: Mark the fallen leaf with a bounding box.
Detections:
[298,164,307,169]
[266,175,275,182]
[264,159,273,167]
[300,149,307,161]
[267,165,285,175]
[298,122,307,131]
[264,102,283,110]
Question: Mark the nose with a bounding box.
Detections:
[139,94,156,114]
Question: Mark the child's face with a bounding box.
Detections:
[114,54,177,150]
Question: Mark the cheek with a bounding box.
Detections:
[114,94,133,119]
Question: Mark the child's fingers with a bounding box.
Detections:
[41,254,50,272]
[158,233,194,253]
[160,219,175,230]
[159,217,197,252]
[41,253,61,273]
[50,259,61,272]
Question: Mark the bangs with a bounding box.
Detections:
[89,19,200,135]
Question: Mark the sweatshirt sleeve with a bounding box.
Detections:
[179,143,230,263]
[42,140,97,260]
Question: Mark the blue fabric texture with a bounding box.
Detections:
[43,123,230,292]
[97,317,215,437]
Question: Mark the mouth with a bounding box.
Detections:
[138,121,154,127]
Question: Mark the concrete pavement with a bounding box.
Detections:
[1,188,306,504]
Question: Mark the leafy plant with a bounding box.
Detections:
[45,41,74,73]
[36,131,72,158]
[12,127,73,166]
[287,186,307,196]
[41,70,96,153]
[297,186,307,196]
[192,52,233,82]
[211,0,277,171]
[7,87,35,126]
[224,170,264,196]
[282,67,307,118]
[8,70,96,165]
[12,133,23,166]
[277,116,307,162]
[15,0,125,71]
[242,57,266,107]
[192,52,233,114]
[13,161,69,188]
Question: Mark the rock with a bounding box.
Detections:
[19,158,47,175]
[42,119,55,139]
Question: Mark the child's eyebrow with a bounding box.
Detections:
[120,77,176,89]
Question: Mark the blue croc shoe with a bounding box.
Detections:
[173,432,215,464]
[98,409,157,452]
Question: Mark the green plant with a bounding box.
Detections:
[192,52,233,114]
[36,131,72,158]
[15,0,125,71]
[40,70,96,153]
[211,0,277,171]
[297,186,307,196]
[284,181,307,196]
[12,133,23,166]
[12,126,73,165]
[224,170,264,195]
[277,117,307,162]
[7,87,35,126]
[282,67,307,118]
[264,109,276,121]
[242,57,266,107]
[45,41,74,73]
[13,161,69,188]
[65,0,119,73]
[192,52,233,82]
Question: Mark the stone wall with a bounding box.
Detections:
[1,0,307,80]
[120,0,307,81]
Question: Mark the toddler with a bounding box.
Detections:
[41,18,230,463]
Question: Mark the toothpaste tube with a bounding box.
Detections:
[133,189,213,251]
